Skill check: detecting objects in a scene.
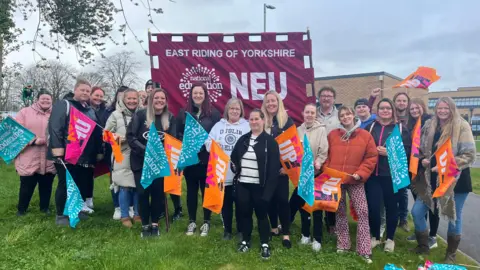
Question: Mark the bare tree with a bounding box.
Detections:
[97,51,140,96]
[21,61,76,102]
[76,71,109,89]
[0,62,23,111]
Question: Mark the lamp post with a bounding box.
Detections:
[264,3,276,32]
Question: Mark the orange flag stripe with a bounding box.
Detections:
[203,141,230,214]
[164,134,182,196]
[303,167,346,213]
[432,138,459,198]
[275,125,304,187]
[103,130,124,163]
[409,117,421,180]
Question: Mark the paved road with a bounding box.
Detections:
[408,193,480,263]
[472,159,480,168]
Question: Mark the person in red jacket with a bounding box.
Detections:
[323,106,378,264]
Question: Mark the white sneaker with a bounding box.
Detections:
[384,239,395,252]
[371,237,381,249]
[113,207,121,220]
[312,240,321,252]
[81,203,94,214]
[186,222,197,236]
[362,255,373,264]
[85,198,94,209]
[200,223,210,237]
[300,235,311,245]
[129,206,134,219]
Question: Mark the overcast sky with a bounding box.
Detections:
[6,0,480,91]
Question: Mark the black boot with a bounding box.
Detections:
[411,230,429,254]
[444,235,461,264]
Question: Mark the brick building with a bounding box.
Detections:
[313,71,480,132]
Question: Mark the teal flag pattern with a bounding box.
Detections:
[0,117,35,164]
[176,112,209,170]
[63,167,84,228]
[386,125,410,193]
[298,134,314,206]
[140,123,171,189]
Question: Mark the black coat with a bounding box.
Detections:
[47,98,103,165]
[176,107,221,165]
[270,116,294,138]
[366,121,412,177]
[126,109,177,172]
[230,131,281,202]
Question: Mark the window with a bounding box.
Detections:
[428,97,480,109]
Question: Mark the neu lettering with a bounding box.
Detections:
[75,119,92,140]
[230,72,287,100]
[206,154,227,191]
[439,150,447,174]
[279,139,300,169]
[321,176,342,195]
[170,146,181,167]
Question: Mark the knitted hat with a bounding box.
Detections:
[145,79,154,90]
[354,98,369,108]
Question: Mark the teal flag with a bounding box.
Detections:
[176,112,209,170]
[140,123,171,189]
[298,134,314,206]
[0,117,35,164]
[63,167,84,228]
[386,125,410,193]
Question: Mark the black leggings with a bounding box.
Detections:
[289,188,304,222]
[222,185,241,234]
[55,164,94,216]
[301,209,323,243]
[85,176,94,199]
[184,163,211,223]
[412,191,440,237]
[268,175,290,235]
[18,173,55,212]
[237,183,270,244]
[134,171,165,226]
[366,175,400,240]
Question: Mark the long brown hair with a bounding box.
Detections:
[407,98,428,125]
[146,88,171,131]
[376,98,397,124]
[431,97,462,147]
[185,83,212,117]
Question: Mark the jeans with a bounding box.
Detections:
[119,187,139,218]
[398,188,409,223]
[412,193,468,235]
[111,190,120,208]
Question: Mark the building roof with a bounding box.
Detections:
[315,71,402,81]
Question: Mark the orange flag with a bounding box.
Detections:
[164,134,182,196]
[303,167,347,213]
[103,130,124,163]
[433,138,460,198]
[275,125,304,187]
[393,66,440,89]
[203,141,230,214]
[409,117,421,180]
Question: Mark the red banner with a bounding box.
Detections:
[149,32,314,124]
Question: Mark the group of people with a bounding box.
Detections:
[13,79,475,263]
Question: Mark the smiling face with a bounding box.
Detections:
[339,109,354,127]
[153,91,167,112]
[303,104,316,125]
[228,101,242,123]
[38,94,52,110]
[355,104,370,119]
[409,103,424,119]
[378,101,393,121]
[394,94,409,113]
[436,101,451,122]
[123,91,139,110]
[90,89,104,107]
[191,86,205,106]
[249,111,265,134]
[146,84,154,94]
[319,90,335,110]
[74,84,92,103]
[264,93,279,115]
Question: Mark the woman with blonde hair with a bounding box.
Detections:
[411,97,475,262]
[261,90,294,248]
[205,98,250,240]
[127,88,177,237]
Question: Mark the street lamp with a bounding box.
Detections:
[264,3,276,32]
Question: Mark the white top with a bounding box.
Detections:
[239,135,260,184]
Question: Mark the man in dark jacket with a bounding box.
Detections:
[47,79,103,226]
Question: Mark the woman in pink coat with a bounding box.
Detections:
[15,89,56,216]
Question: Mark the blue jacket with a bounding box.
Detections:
[360,114,377,129]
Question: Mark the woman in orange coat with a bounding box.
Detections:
[323,106,378,263]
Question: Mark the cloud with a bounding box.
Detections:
[5,0,480,92]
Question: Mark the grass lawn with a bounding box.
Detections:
[471,168,480,195]
[0,162,478,270]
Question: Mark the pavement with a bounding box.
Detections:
[408,192,480,264]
